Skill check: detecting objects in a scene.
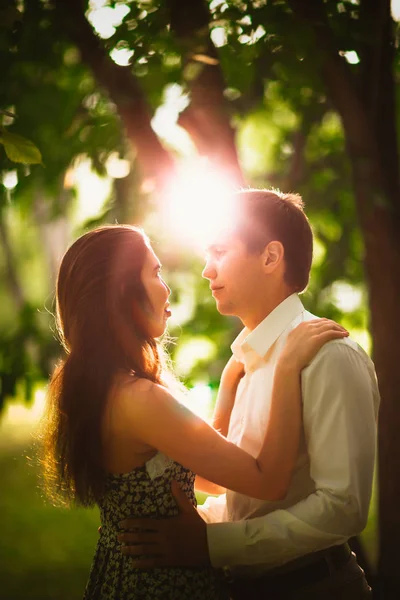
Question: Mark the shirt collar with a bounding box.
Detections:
[231,293,305,366]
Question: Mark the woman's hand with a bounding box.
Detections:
[279,319,349,372]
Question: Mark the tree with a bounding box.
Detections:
[288,5,400,595]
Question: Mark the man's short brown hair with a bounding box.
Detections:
[235,189,313,293]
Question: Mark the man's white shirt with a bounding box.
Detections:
[198,293,380,575]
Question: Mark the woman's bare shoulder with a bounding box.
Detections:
[113,374,172,410]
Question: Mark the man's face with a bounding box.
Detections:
[202,234,267,324]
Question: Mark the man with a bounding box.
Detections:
[119,189,379,599]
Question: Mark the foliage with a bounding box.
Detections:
[0,125,42,165]
[0,0,380,402]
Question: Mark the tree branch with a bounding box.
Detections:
[167,0,244,186]
[52,0,175,187]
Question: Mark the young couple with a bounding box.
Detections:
[42,189,379,600]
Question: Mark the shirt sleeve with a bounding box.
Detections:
[198,493,228,524]
[207,341,379,569]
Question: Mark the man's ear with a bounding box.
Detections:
[262,241,284,272]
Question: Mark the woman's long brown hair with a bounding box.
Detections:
[40,225,170,506]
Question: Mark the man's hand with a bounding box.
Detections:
[118,480,211,568]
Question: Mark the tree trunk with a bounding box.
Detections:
[359,190,400,600]
[167,0,244,186]
[355,6,400,594]
[287,2,400,596]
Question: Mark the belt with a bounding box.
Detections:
[231,543,352,595]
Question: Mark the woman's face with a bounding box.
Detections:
[140,245,171,338]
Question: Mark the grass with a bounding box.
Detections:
[0,439,100,600]
[0,403,378,600]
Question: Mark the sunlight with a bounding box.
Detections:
[210,27,227,48]
[110,47,134,66]
[182,384,214,421]
[65,158,112,223]
[330,281,363,313]
[151,84,194,155]
[87,2,130,39]
[174,336,217,377]
[392,0,400,21]
[162,160,238,250]
[105,152,131,179]
[0,386,46,448]
[210,0,228,11]
[2,169,18,189]
[312,236,327,268]
[2,387,45,427]
[340,50,360,65]
[349,329,371,355]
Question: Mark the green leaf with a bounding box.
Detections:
[0,131,43,165]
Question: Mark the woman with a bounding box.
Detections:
[41,224,348,600]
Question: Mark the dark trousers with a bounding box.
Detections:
[229,546,372,600]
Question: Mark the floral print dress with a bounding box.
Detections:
[83,453,228,599]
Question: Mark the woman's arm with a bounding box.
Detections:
[212,356,244,437]
[195,356,243,493]
[194,476,225,495]
[117,319,347,501]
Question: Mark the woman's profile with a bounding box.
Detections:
[40,224,348,599]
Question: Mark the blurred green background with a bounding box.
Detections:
[1,0,397,597]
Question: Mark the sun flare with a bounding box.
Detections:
[162,161,239,250]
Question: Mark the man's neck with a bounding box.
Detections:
[242,288,295,331]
